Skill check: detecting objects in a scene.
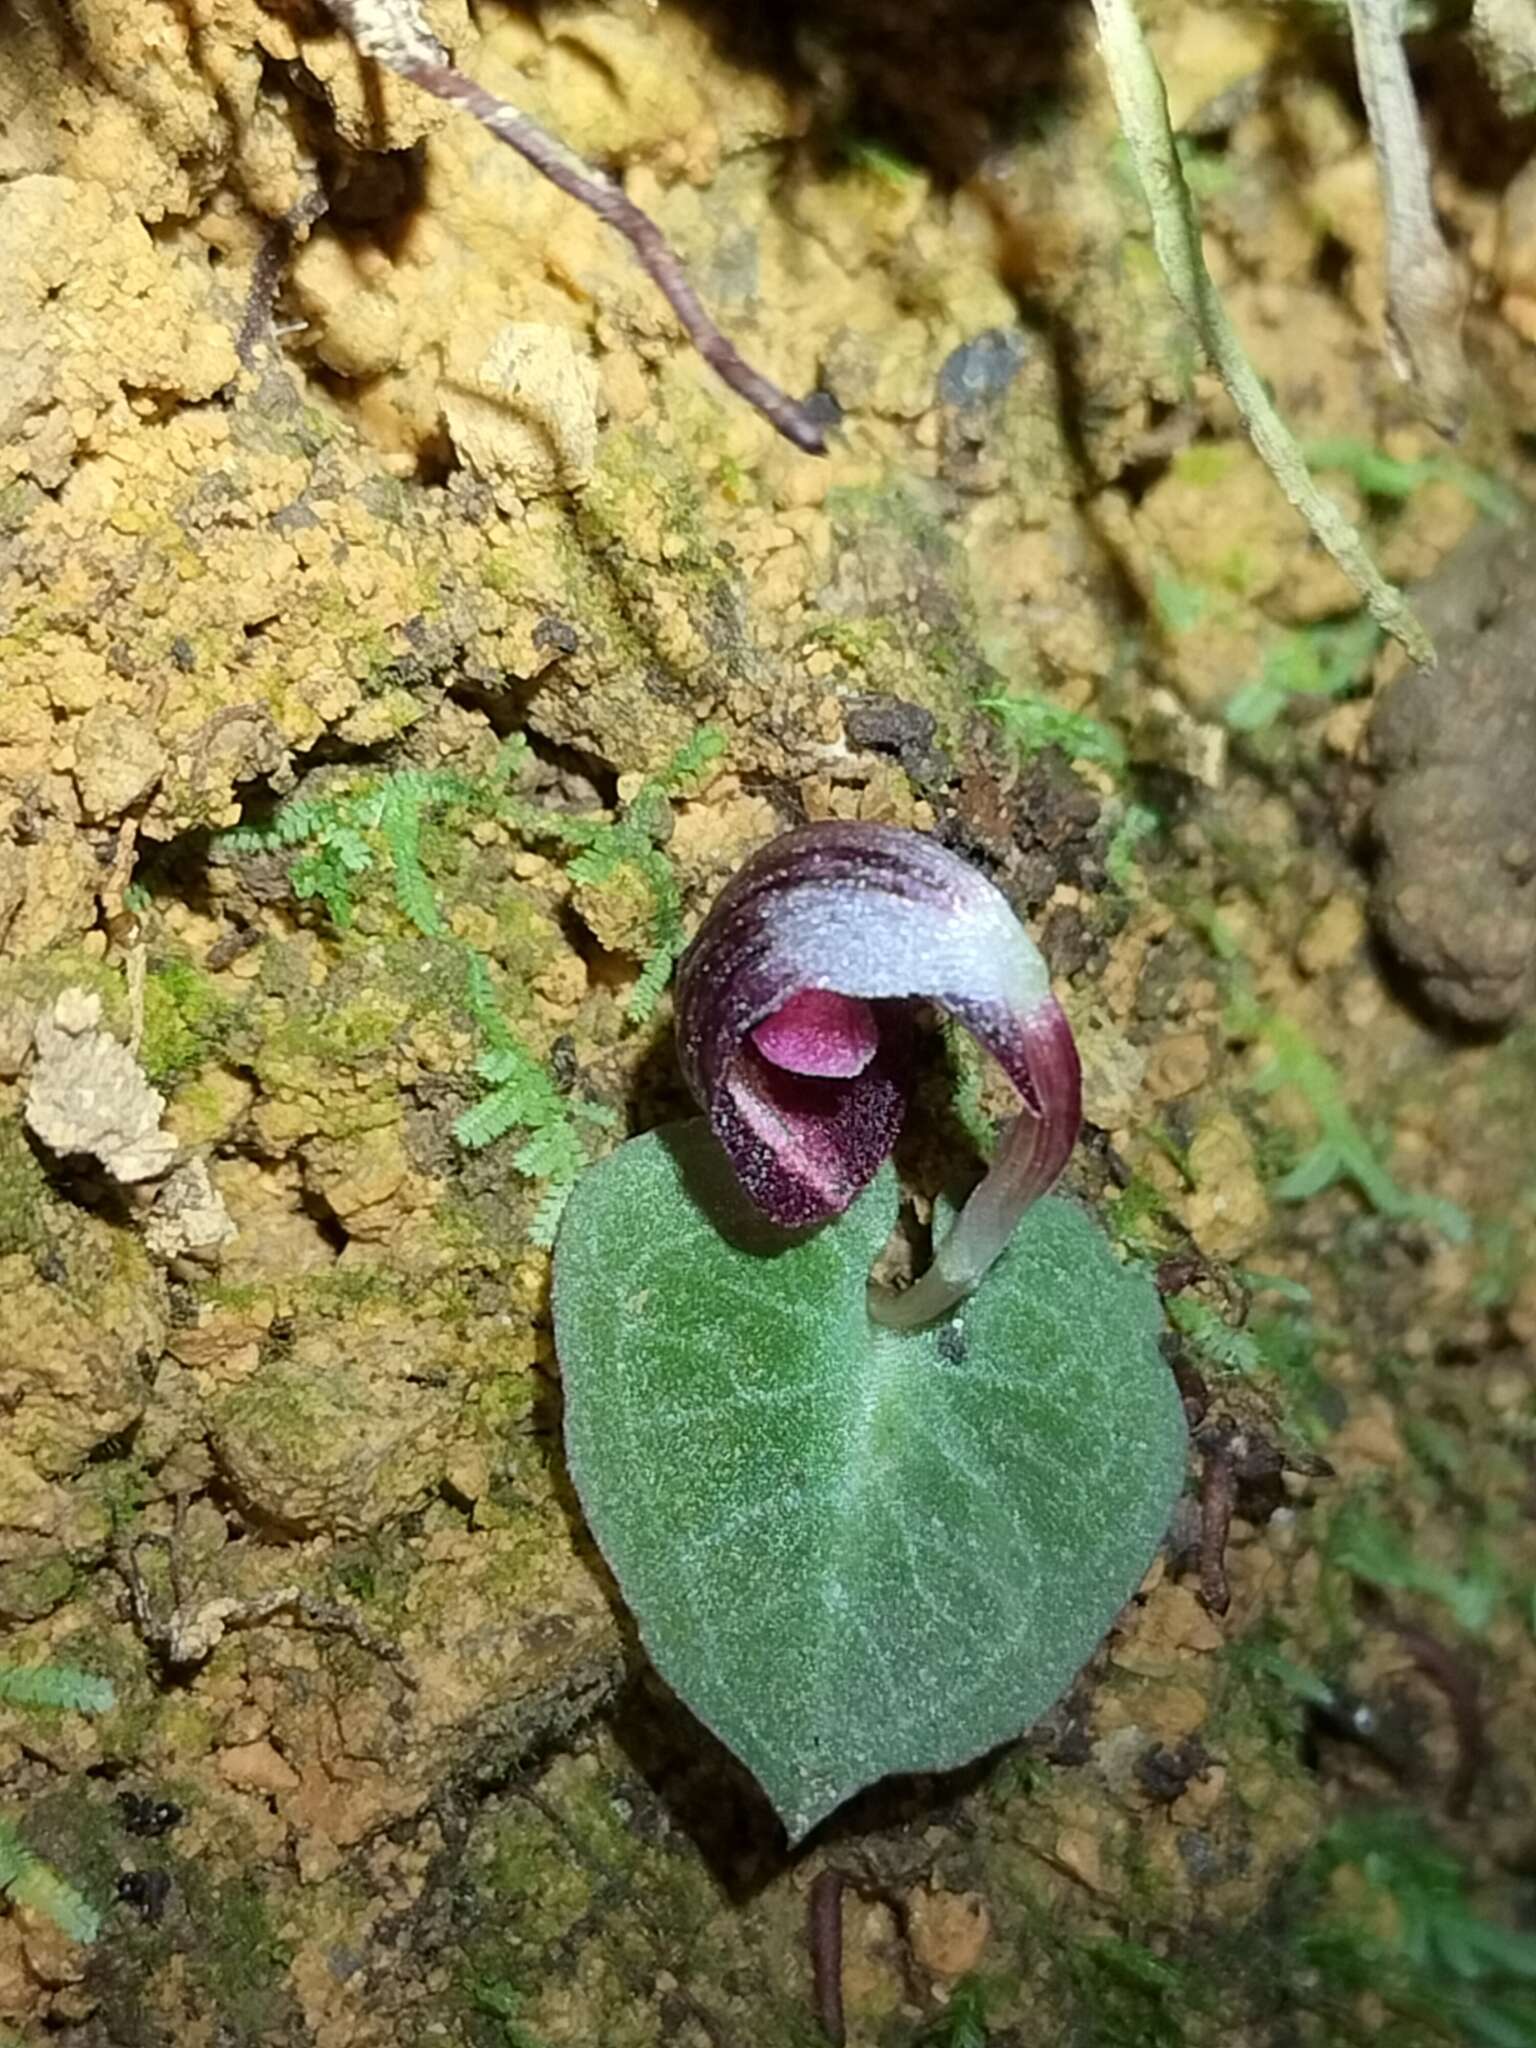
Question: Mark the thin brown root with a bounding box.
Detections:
[1196,1425,1237,1617]
[808,1870,847,2047]
[320,0,826,454]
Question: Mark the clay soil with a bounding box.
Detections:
[3,3,1536,2044]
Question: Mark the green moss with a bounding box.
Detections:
[0,1117,52,1258]
[1171,444,1241,488]
[581,426,711,571]
[549,513,690,685]
[355,474,414,526]
[179,1869,297,2042]
[326,1530,424,1625]
[71,1814,298,2043]
[14,1777,124,1925]
[712,453,757,505]
[0,947,128,1037]
[0,1555,76,1622]
[167,1072,243,1147]
[819,478,994,734]
[1482,1020,1536,1122]
[468,1367,539,1444]
[297,404,341,451]
[1211,1625,1339,1760]
[1107,1170,1180,1255]
[555,427,774,737]
[140,955,233,1087]
[1211,545,1261,596]
[253,983,408,1090]
[0,482,38,534]
[473,1808,594,1946]
[352,686,425,737]
[489,897,562,984]
[914,1977,993,2046]
[1326,1493,1506,1634]
[482,551,522,597]
[1244,1005,1470,1242]
[198,1277,277,1315]
[153,1694,218,1759]
[0,619,46,655]
[73,1448,154,1531]
[1064,1937,1196,2047]
[432,1185,538,1267]
[211,1357,367,1469]
[300,1265,412,1314]
[349,621,398,683]
[463,1974,549,2048]
[826,475,949,546]
[1299,1810,1536,2046]
[33,1606,160,1754]
[798,616,904,666]
[221,752,616,1226]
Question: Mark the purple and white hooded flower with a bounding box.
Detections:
[674,821,1081,1327]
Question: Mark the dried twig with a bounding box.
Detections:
[320,0,825,454]
[808,1870,847,2047]
[1344,0,1468,436]
[114,1507,410,1683]
[1089,0,1433,668]
[1195,1425,1237,1616]
[237,187,330,369]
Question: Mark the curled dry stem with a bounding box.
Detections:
[1345,0,1469,436]
[1089,0,1434,668]
[319,0,826,453]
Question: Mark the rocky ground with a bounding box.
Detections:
[2,2,1536,2043]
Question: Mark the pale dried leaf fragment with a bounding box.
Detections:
[1470,0,1536,119]
[25,990,176,1184]
[144,1157,238,1264]
[443,322,600,499]
[905,1887,991,1980]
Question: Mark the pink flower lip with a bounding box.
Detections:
[751,989,879,1079]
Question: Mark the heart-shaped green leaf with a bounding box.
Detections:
[555,1120,1187,1839]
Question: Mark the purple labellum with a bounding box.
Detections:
[674,821,1083,1326]
[751,989,879,1078]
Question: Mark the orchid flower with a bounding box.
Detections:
[559,823,1181,1839]
[674,821,1082,1329]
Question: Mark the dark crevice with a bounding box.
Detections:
[551,900,636,1012]
[1311,232,1352,294]
[27,1141,141,1236]
[669,0,1085,187]
[444,675,537,737]
[85,1420,144,1466]
[297,1184,350,1257]
[1114,447,1175,508]
[522,727,622,810]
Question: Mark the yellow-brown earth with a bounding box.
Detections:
[2,3,1535,2043]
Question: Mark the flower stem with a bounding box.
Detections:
[869,997,1082,1330]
